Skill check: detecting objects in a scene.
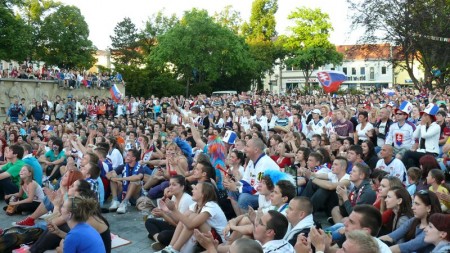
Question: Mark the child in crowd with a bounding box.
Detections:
[406,167,421,196]
[427,169,450,212]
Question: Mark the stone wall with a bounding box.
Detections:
[0,78,125,118]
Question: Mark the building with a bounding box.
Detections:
[264,44,424,93]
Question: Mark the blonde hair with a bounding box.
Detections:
[67,196,99,222]
[346,230,380,253]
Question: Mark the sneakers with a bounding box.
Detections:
[116,201,128,214]
[156,245,179,253]
[39,211,53,220]
[12,216,35,227]
[151,242,165,251]
[109,200,120,211]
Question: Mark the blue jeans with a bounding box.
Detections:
[324,223,345,242]
[237,193,259,210]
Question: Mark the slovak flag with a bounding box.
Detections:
[317,71,347,93]
[382,88,396,96]
[109,84,123,102]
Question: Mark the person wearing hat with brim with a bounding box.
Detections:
[385,101,416,159]
[402,103,441,168]
[307,109,325,140]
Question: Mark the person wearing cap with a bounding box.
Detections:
[307,109,325,140]
[275,105,291,128]
[402,103,441,168]
[385,101,416,159]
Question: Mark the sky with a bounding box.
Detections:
[58,0,358,50]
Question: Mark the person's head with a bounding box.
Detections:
[419,155,440,180]
[228,238,263,253]
[68,179,92,197]
[361,140,376,158]
[286,197,313,227]
[228,149,245,167]
[426,168,445,186]
[344,204,382,236]
[385,186,413,217]
[253,210,289,244]
[307,152,323,169]
[125,149,140,164]
[245,138,266,161]
[80,161,100,179]
[378,176,403,198]
[61,196,98,223]
[370,169,388,191]
[337,230,380,253]
[358,111,368,123]
[331,156,348,175]
[424,213,450,244]
[347,145,363,163]
[407,167,421,185]
[193,159,216,181]
[270,180,296,208]
[192,182,217,206]
[7,144,24,160]
[295,147,310,163]
[168,175,190,196]
[52,138,64,153]
[349,162,371,184]
[19,165,34,185]
[412,190,441,220]
[379,144,394,159]
[61,169,84,188]
[311,134,322,148]
[94,147,108,160]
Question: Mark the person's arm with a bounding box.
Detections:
[11,183,36,205]
[51,153,66,166]
[391,229,428,253]
[170,208,210,230]
[311,178,349,191]
[190,119,206,150]
[0,171,11,180]
[379,217,414,243]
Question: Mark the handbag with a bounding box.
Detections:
[6,204,17,216]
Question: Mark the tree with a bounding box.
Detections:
[213,5,243,34]
[37,5,95,69]
[241,0,279,90]
[141,11,178,55]
[0,5,32,61]
[150,9,255,96]
[282,7,343,92]
[348,0,450,88]
[110,17,142,65]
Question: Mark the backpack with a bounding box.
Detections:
[0,227,43,252]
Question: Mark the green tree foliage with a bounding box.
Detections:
[141,11,179,55]
[150,9,255,96]
[0,5,32,61]
[110,17,142,65]
[213,5,243,34]
[348,0,450,88]
[37,5,96,69]
[241,0,279,89]
[282,7,343,91]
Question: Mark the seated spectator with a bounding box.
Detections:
[375,144,407,184]
[379,190,442,253]
[39,137,66,182]
[283,196,315,246]
[145,175,194,251]
[417,155,440,193]
[427,169,450,212]
[4,164,44,214]
[158,182,227,253]
[406,167,421,196]
[362,140,379,171]
[424,213,450,253]
[346,145,366,174]
[253,210,294,252]
[383,187,413,236]
[0,144,25,199]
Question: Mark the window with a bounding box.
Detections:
[370,67,375,80]
[360,67,365,75]
[381,66,387,74]
[351,68,356,75]
[342,67,347,75]
[331,68,335,71]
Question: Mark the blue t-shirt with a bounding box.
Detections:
[64,223,106,253]
[23,156,43,186]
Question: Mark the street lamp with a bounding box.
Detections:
[274,74,279,94]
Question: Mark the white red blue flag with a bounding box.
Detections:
[110,84,123,102]
[382,88,396,96]
[317,71,347,93]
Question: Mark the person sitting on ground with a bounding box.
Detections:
[157,182,228,253]
[406,167,421,196]
[379,190,442,253]
[145,175,194,251]
[424,213,450,253]
[0,144,25,200]
[39,137,66,182]
[4,164,44,214]
[375,145,408,185]
[427,169,450,212]
[253,210,294,252]
[382,187,413,237]
[283,196,315,246]
[194,236,263,253]
[106,149,144,214]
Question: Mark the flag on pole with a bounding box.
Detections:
[110,84,123,102]
[317,71,347,93]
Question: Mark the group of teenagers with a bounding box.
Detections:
[0,87,450,253]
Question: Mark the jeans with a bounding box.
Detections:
[237,193,259,210]
[324,223,345,242]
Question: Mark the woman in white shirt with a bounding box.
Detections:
[355,111,374,145]
[146,175,194,251]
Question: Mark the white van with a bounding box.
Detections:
[211,90,238,97]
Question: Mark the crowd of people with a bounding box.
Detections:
[0,86,450,253]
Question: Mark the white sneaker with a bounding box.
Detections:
[109,200,120,211]
[39,211,53,220]
[116,201,128,214]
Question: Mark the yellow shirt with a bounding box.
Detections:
[429,185,450,209]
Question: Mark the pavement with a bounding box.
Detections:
[0,201,154,253]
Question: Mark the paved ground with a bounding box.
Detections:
[0,201,154,253]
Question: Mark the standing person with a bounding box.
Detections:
[59,196,106,253]
[4,164,44,214]
[333,109,354,140]
[402,104,441,168]
[0,145,25,199]
[385,101,416,158]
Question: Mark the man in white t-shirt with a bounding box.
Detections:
[253,210,295,253]
[375,144,407,184]
[223,138,280,215]
[301,156,351,219]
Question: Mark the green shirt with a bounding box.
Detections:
[2,159,26,188]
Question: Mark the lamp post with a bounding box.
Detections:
[274,74,279,94]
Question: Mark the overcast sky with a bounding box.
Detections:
[59,0,358,49]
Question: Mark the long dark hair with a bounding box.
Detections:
[362,140,376,160]
[405,190,441,241]
[388,187,413,231]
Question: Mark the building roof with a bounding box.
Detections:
[336,44,402,61]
